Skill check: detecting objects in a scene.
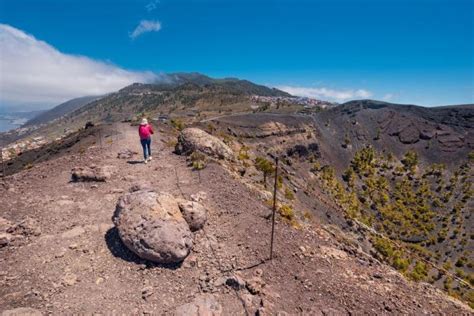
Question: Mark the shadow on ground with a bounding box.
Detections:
[104,227,183,270]
[127,160,144,165]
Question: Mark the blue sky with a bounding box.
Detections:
[0,0,472,109]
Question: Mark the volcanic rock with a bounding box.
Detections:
[129,182,154,193]
[117,149,138,159]
[113,190,193,263]
[225,274,246,290]
[175,128,234,160]
[71,166,110,182]
[6,217,41,237]
[398,125,420,144]
[178,201,207,232]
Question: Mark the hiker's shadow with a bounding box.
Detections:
[127,160,144,165]
[104,227,182,270]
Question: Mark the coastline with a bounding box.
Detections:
[0,118,22,133]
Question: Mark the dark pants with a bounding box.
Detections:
[140,138,151,160]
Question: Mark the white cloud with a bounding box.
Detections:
[0,24,158,109]
[129,20,162,39]
[276,85,373,102]
[146,0,160,12]
[382,93,394,101]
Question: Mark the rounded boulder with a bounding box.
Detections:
[175,128,234,160]
[113,191,193,264]
[178,201,208,232]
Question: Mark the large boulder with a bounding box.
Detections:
[175,128,234,160]
[71,166,110,182]
[398,125,420,144]
[113,190,193,264]
[178,201,207,232]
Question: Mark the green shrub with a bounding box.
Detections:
[170,118,185,131]
[190,151,207,170]
[351,146,376,174]
[456,256,467,267]
[468,151,474,162]
[343,133,351,147]
[206,123,216,134]
[342,167,356,187]
[255,157,275,189]
[442,261,452,271]
[392,254,410,272]
[284,187,295,200]
[444,276,453,291]
[238,146,250,161]
[374,128,381,140]
[455,268,465,279]
[311,162,321,172]
[279,204,294,220]
[409,261,428,281]
[373,237,394,258]
[402,150,418,172]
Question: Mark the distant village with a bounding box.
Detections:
[250,95,336,109]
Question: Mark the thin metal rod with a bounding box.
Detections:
[0,147,5,178]
[99,129,102,147]
[270,156,279,260]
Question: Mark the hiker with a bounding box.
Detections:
[138,118,154,163]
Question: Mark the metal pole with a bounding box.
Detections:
[99,129,102,147]
[0,147,5,178]
[270,157,279,260]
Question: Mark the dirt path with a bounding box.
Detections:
[0,123,470,314]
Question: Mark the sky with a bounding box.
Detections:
[0,0,473,110]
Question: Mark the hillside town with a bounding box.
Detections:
[250,95,336,109]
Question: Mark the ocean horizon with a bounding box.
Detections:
[0,119,18,133]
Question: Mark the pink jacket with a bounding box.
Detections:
[139,124,154,140]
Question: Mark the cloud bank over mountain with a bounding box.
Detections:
[0,24,158,110]
[277,85,372,102]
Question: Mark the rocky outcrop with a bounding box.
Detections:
[6,217,41,237]
[437,134,464,152]
[174,295,222,316]
[398,125,420,144]
[0,216,41,248]
[175,128,234,160]
[113,190,193,264]
[71,166,111,182]
[286,143,320,159]
[212,113,313,138]
[117,149,138,159]
[254,121,307,138]
[178,201,207,232]
[129,181,154,192]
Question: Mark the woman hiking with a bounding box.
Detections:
[138,118,154,164]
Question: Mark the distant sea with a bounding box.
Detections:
[0,119,18,133]
[0,110,41,133]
